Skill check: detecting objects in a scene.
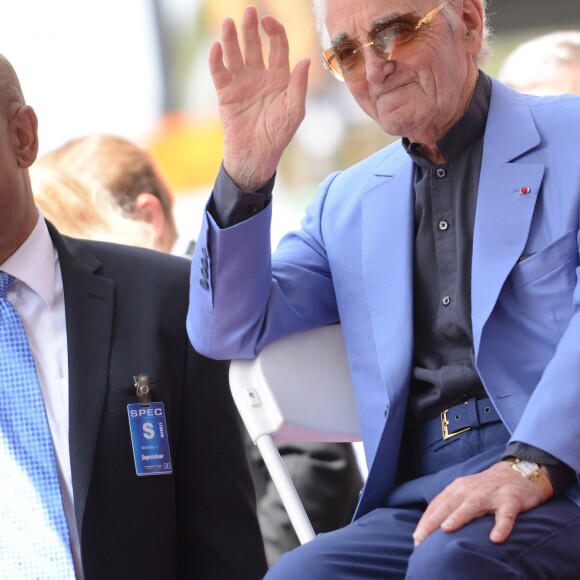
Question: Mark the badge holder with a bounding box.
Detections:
[127,374,172,476]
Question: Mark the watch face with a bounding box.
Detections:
[513,460,539,477]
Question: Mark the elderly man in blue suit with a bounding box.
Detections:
[188,0,580,577]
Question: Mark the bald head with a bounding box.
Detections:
[0,54,40,263]
[0,54,26,114]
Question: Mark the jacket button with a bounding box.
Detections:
[199,279,209,291]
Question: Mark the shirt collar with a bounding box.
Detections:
[1,209,57,307]
[403,71,492,165]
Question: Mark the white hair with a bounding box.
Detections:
[311,0,493,67]
[498,31,580,95]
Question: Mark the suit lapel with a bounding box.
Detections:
[362,148,415,401]
[471,80,544,352]
[47,223,115,536]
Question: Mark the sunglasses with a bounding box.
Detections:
[322,0,452,82]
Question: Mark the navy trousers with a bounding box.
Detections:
[265,423,580,579]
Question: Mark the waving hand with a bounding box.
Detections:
[209,6,311,191]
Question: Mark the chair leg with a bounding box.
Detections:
[256,435,316,544]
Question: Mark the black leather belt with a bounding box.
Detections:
[415,397,501,455]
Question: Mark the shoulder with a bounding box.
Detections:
[531,96,580,141]
[85,239,189,276]
[54,230,191,306]
[490,77,580,129]
[319,139,407,194]
[61,233,190,278]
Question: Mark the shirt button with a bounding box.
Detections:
[442,295,451,306]
[439,220,449,231]
[436,168,447,178]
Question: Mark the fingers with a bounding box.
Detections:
[414,495,519,547]
[210,7,292,77]
[241,6,265,69]
[413,494,455,546]
[412,463,550,547]
[262,14,289,71]
[220,15,246,72]
[489,505,519,544]
[208,42,230,91]
[287,58,311,118]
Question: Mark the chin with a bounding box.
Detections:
[376,108,411,138]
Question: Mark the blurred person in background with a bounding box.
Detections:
[30,164,156,248]
[0,52,266,579]
[41,131,364,566]
[498,30,580,95]
[38,134,184,255]
[188,1,580,578]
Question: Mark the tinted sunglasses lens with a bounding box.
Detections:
[322,11,433,82]
[322,50,346,81]
[372,13,426,53]
[326,43,362,81]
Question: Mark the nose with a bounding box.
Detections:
[362,46,395,84]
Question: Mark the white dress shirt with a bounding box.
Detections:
[1,211,83,579]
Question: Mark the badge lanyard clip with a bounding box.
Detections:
[135,374,151,405]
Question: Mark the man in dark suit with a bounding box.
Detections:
[0,53,267,579]
[38,131,365,567]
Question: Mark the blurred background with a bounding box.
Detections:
[2,0,578,243]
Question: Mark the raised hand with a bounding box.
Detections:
[209,5,311,191]
[412,461,550,547]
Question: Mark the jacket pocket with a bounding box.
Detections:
[508,230,577,292]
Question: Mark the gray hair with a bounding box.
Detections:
[311,0,492,68]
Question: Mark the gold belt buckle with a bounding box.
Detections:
[441,407,471,441]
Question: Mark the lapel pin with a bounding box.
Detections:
[518,187,531,195]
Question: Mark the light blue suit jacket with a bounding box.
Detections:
[188,78,580,518]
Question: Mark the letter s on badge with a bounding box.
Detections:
[142,422,155,440]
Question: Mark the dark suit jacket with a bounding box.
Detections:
[48,223,267,579]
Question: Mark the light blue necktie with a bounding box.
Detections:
[0,271,75,579]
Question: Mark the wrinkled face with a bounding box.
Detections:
[324,0,482,145]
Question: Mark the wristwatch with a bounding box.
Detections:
[503,457,554,499]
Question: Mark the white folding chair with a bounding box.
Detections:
[229,323,362,545]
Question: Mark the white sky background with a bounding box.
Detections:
[0,0,188,156]
[0,0,302,244]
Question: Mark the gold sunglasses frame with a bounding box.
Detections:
[322,0,453,82]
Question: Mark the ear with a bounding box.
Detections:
[133,192,167,242]
[12,105,39,168]
[461,0,484,56]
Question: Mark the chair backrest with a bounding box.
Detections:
[229,323,361,445]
